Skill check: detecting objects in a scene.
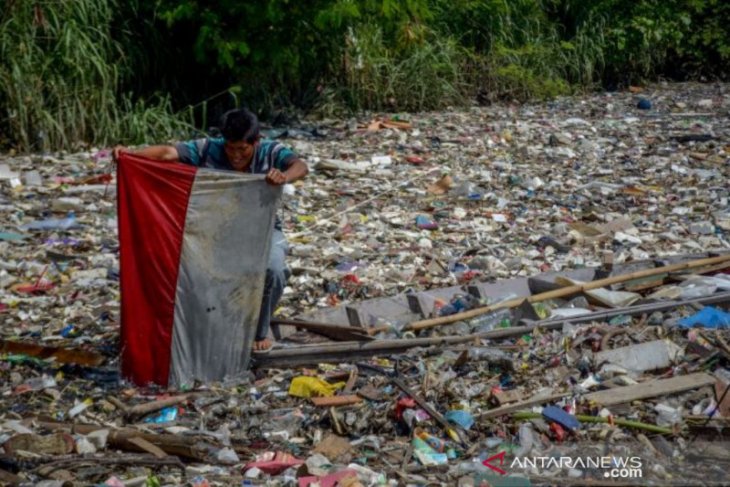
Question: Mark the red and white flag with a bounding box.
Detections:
[117,153,280,387]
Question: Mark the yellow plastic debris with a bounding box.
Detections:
[288,376,345,398]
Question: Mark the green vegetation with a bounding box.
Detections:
[0,0,192,152]
[1,0,728,152]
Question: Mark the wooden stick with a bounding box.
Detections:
[126,395,189,418]
[343,368,358,394]
[127,436,169,458]
[311,395,363,407]
[254,335,495,368]
[477,392,571,419]
[106,395,130,414]
[371,254,730,334]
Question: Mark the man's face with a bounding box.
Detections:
[224,139,256,170]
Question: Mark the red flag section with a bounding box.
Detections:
[117,154,196,386]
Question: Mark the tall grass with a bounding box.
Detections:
[0,0,190,152]
[319,0,610,110]
[432,0,606,102]
[331,23,470,112]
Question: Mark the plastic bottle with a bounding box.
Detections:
[264,409,305,440]
[654,403,682,427]
[513,423,534,457]
[468,309,513,332]
[215,447,240,465]
[24,375,57,391]
[21,211,78,231]
[453,458,490,475]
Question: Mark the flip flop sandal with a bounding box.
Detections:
[252,340,275,354]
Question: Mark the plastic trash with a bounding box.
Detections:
[678,307,730,329]
[23,170,42,186]
[244,451,304,475]
[288,376,346,398]
[513,423,534,457]
[542,405,581,431]
[75,436,97,454]
[20,212,80,231]
[445,410,475,430]
[265,409,306,440]
[51,197,85,212]
[67,399,92,419]
[215,447,240,465]
[468,309,512,332]
[415,215,438,230]
[415,429,448,452]
[678,279,718,299]
[22,375,57,392]
[412,437,448,465]
[637,98,652,110]
[655,403,682,427]
[144,406,179,424]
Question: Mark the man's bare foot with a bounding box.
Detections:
[253,338,273,353]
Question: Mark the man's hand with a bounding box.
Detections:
[265,168,288,186]
[112,145,127,163]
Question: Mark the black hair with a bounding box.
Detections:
[220,108,260,143]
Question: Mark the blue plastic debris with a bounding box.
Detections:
[60,324,80,338]
[144,406,179,423]
[678,306,730,329]
[445,410,475,430]
[542,405,581,431]
[20,212,80,231]
[415,215,438,230]
[0,232,25,241]
[637,98,652,110]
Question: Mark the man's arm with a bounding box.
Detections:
[112,145,179,162]
[266,158,308,185]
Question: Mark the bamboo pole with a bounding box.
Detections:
[511,411,673,435]
[368,254,730,335]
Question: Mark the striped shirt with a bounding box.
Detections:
[175,137,297,173]
[175,137,297,230]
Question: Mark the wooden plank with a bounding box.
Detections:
[256,293,730,368]
[585,373,716,406]
[271,318,373,341]
[311,395,363,407]
[406,293,429,318]
[478,392,571,419]
[254,335,493,368]
[345,306,366,327]
[381,253,730,334]
[127,436,169,458]
[343,368,358,394]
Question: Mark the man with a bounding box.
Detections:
[113,108,308,353]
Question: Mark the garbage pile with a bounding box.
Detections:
[0,82,729,485]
